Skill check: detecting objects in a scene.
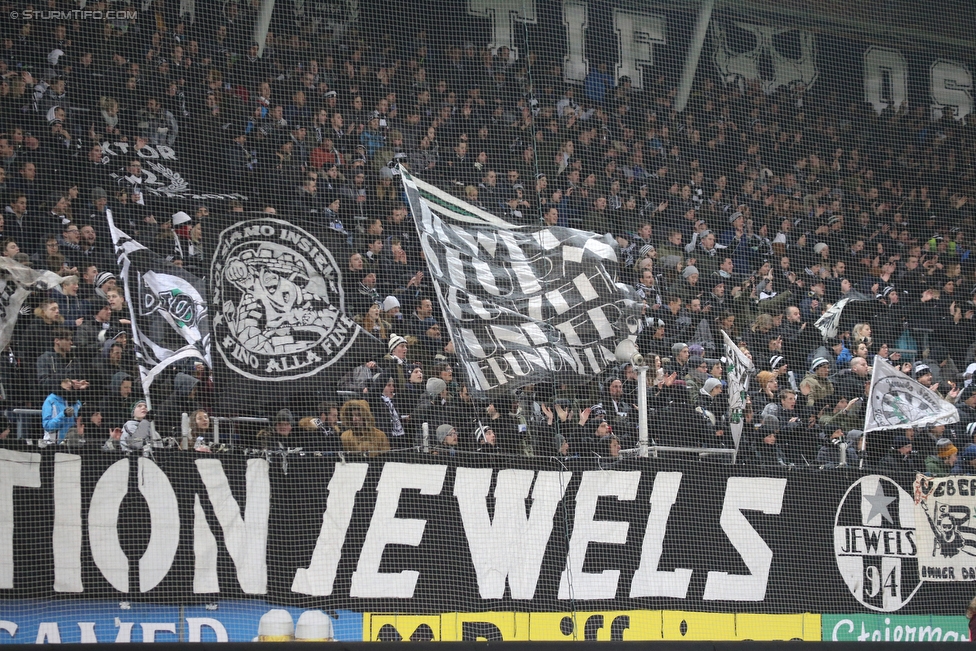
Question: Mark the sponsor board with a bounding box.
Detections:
[823,613,970,642]
[0,600,362,643]
[363,611,820,641]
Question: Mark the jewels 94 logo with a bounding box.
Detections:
[211,219,359,381]
[834,475,919,612]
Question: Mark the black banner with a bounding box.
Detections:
[0,445,968,615]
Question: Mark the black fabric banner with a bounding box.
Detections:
[0,445,968,616]
[207,217,381,413]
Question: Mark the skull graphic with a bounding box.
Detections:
[713,22,819,94]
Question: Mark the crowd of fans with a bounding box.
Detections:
[2,3,976,473]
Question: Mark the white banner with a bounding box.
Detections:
[721,329,754,451]
[864,360,958,433]
[913,474,976,582]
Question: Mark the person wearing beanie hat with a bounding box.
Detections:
[387,333,407,356]
[913,362,934,387]
[700,377,723,396]
[119,399,155,451]
[926,438,959,477]
[952,443,976,474]
[367,371,409,448]
[381,295,401,318]
[473,424,497,452]
[695,375,726,447]
[682,265,699,279]
[433,423,458,454]
[878,432,924,474]
[800,357,834,407]
[271,408,295,440]
[426,377,447,398]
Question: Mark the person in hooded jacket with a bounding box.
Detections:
[92,370,136,433]
[339,399,390,456]
[156,372,200,439]
[119,400,157,452]
[410,377,451,444]
[696,377,728,447]
[41,377,84,445]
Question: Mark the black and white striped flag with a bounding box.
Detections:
[814,292,872,340]
[400,170,639,393]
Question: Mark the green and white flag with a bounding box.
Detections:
[864,359,958,433]
[107,210,211,398]
[722,329,754,451]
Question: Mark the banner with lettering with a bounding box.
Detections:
[0,445,971,616]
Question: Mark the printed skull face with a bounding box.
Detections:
[713,22,819,94]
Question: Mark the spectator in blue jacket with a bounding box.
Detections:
[41,378,85,445]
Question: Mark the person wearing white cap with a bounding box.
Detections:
[254,609,294,642]
[381,295,402,322]
[800,357,834,406]
[295,610,334,641]
[382,333,410,389]
[696,377,726,446]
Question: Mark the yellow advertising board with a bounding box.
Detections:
[662,610,735,640]
[363,614,441,641]
[736,613,821,641]
[364,610,822,641]
[440,612,530,641]
[528,610,662,641]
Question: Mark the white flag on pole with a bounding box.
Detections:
[863,359,959,433]
[722,330,754,450]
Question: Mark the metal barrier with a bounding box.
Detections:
[211,416,270,445]
[648,445,738,460]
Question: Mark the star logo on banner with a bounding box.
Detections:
[864,483,896,525]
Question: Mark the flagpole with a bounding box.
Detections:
[106,209,153,410]
[637,362,649,457]
[860,361,881,469]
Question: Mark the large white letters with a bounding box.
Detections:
[931,59,973,120]
[614,10,666,90]
[88,458,129,592]
[703,476,786,600]
[455,468,570,599]
[0,448,40,590]
[467,0,537,55]
[53,453,83,592]
[863,46,908,114]
[291,463,369,596]
[558,470,640,600]
[630,471,693,598]
[138,458,180,592]
[87,458,180,593]
[194,458,270,594]
[350,463,447,598]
